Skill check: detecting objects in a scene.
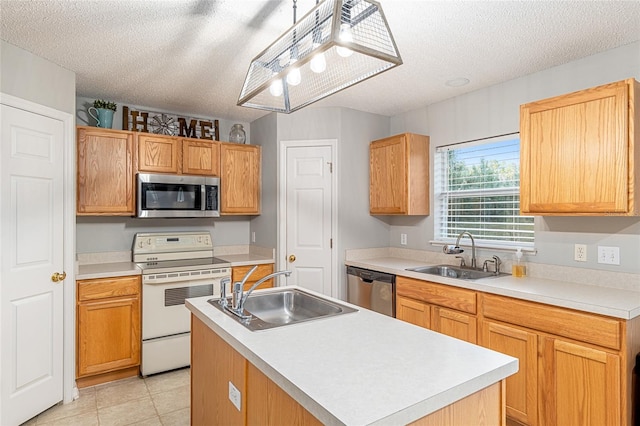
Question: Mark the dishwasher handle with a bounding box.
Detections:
[347,266,395,284]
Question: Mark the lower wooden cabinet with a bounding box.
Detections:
[541,337,621,425]
[232,263,275,291]
[396,277,477,344]
[76,275,141,387]
[397,295,431,328]
[481,320,538,425]
[395,276,640,425]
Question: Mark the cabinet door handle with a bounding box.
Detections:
[51,271,66,282]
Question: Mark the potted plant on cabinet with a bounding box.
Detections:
[88,99,117,128]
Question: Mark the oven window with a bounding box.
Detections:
[165,284,213,306]
[142,183,200,210]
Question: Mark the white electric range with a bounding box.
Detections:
[133,231,231,376]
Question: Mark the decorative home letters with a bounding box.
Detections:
[122,106,220,141]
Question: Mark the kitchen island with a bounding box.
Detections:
[186,287,518,425]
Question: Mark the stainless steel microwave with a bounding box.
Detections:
[137,173,220,218]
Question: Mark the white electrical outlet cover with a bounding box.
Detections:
[574,244,587,262]
[229,381,241,411]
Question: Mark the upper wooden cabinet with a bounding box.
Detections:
[520,78,639,215]
[182,139,220,176]
[369,133,429,215]
[137,134,221,176]
[77,126,135,215]
[221,143,261,215]
[137,133,180,174]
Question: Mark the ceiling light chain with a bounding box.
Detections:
[238,0,402,114]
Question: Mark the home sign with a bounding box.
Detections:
[122,106,220,140]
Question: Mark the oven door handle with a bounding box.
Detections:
[201,184,206,211]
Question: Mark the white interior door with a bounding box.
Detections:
[281,142,336,296]
[1,104,65,425]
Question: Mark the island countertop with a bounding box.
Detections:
[186,286,518,426]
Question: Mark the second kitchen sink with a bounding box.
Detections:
[406,265,506,280]
[209,288,358,331]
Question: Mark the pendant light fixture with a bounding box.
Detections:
[237,0,402,114]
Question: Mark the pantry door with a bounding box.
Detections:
[0,98,67,425]
[279,140,337,297]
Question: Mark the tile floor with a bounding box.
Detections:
[23,368,190,426]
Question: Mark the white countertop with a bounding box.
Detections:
[346,257,640,320]
[77,262,141,280]
[186,287,518,426]
[75,254,274,280]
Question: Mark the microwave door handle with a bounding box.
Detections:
[201,184,206,211]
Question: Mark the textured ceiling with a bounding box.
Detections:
[1,0,639,123]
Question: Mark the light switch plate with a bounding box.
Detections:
[597,246,620,265]
[229,381,241,411]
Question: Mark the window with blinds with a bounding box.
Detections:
[434,134,534,248]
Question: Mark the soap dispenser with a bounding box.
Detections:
[512,247,526,277]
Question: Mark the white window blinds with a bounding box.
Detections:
[434,134,534,247]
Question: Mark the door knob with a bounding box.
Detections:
[288,254,296,263]
[51,271,66,282]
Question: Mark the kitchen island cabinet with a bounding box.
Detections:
[187,287,517,425]
[369,132,430,215]
[76,275,141,387]
[76,126,135,215]
[520,78,639,215]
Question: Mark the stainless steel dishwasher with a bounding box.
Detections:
[347,266,395,317]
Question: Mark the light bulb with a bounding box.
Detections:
[310,45,326,73]
[269,79,283,97]
[337,23,353,58]
[286,66,301,86]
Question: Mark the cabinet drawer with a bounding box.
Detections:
[77,276,140,301]
[396,277,476,314]
[482,294,621,350]
[232,264,274,282]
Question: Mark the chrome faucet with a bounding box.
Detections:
[219,277,231,307]
[482,255,502,275]
[227,267,292,318]
[444,231,477,269]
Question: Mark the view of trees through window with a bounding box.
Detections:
[436,136,534,246]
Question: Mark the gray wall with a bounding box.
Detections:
[75,95,250,144]
[249,107,390,298]
[389,41,640,274]
[1,41,76,114]
[76,217,249,253]
[249,113,278,248]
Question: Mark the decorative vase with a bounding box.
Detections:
[229,124,246,143]
[88,107,115,128]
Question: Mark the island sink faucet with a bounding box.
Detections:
[443,231,477,269]
[226,266,292,319]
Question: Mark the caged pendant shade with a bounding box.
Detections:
[237,0,402,114]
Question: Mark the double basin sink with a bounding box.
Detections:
[209,288,357,331]
[406,264,507,280]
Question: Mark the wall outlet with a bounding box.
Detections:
[574,244,587,262]
[597,246,620,265]
[400,233,407,245]
[229,381,241,411]
[251,231,256,243]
